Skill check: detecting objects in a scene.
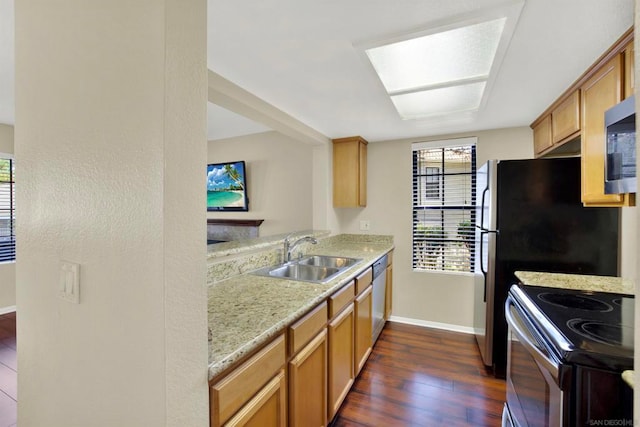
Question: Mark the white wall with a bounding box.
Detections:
[334,126,533,329]
[15,1,208,426]
[208,130,315,236]
[0,123,14,311]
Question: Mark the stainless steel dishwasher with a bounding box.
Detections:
[371,254,388,343]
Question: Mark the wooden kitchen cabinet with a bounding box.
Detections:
[580,55,633,206]
[224,370,287,427]
[530,27,635,206]
[333,136,368,207]
[384,259,393,321]
[354,285,372,375]
[532,91,580,157]
[328,303,355,420]
[289,330,328,427]
[532,114,553,156]
[624,40,635,99]
[210,335,286,427]
[551,90,581,143]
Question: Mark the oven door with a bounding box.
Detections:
[504,296,565,427]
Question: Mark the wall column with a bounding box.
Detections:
[15,1,208,425]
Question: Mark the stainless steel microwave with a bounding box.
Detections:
[605,95,636,194]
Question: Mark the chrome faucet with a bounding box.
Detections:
[283,232,318,262]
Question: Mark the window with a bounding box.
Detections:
[0,157,15,262]
[412,138,476,272]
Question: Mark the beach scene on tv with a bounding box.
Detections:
[207,161,247,210]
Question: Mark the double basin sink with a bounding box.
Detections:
[252,255,362,284]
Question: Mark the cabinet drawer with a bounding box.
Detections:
[355,267,372,295]
[329,281,355,318]
[288,302,328,355]
[211,335,286,426]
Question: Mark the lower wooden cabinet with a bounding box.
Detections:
[354,285,372,375]
[210,251,393,427]
[288,329,328,427]
[328,303,355,420]
[210,335,286,427]
[224,370,287,427]
[384,262,393,321]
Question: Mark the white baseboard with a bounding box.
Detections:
[389,315,474,335]
[0,305,15,316]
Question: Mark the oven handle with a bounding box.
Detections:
[505,298,559,380]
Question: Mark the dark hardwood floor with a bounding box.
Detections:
[334,322,506,427]
[0,316,504,427]
[0,312,16,427]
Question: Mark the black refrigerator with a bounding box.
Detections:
[473,157,619,377]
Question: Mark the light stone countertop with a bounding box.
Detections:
[515,271,634,294]
[207,234,394,381]
[622,370,634,388]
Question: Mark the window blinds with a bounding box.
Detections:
[0,158,15,262]
[412,142,476,272]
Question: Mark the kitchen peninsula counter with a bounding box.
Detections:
[515,271,634,294]
[207,233,394,381]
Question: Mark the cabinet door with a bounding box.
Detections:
[551,91,580,143]
[289,330,328,427]
[354,285,372,375]
[384,263,393,321]
[624,40,635,99]
[224,370,287,427]
[358,139,367,207]
[328,303,355,420]
[333,136,368,207]
[532,115,553,157]
[211,335,286,426]
[581,55,629,206]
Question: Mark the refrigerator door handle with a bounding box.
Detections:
[479,186,489,231]
[480,230,488,302]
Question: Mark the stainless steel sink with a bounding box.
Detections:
[298,255,361,269]
[251,255,362,284]
[268,263,340,282]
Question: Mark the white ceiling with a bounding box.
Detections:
[206,0,634,142]
[0,0,634,142]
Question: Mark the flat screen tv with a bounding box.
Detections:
[207,160,249,211]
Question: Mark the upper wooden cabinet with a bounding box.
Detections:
[532,90,581,157]
[624,40,635,99]
[552,90,581,143]
[530,27,635,207]
[580,55,631,206]
[333,136,367,207]
[532,115,553,155]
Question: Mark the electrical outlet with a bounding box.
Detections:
[59,260,80,304]
[359,220,371,231]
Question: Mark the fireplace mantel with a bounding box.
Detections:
[207,219,264,242]
[206,219,264,227]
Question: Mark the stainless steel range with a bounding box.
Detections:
[503,284,633,427]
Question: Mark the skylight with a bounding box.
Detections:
[364,16,510,120]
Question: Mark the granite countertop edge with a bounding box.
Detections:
[207,236,394,381]
[622,370,634,388]
[515,271,634,294]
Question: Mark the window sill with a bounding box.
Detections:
[412,269,475,278]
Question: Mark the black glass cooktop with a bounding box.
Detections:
[510,284,634,371]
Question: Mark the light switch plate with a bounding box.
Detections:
[359,220,371,231]
[59,260,80,304]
